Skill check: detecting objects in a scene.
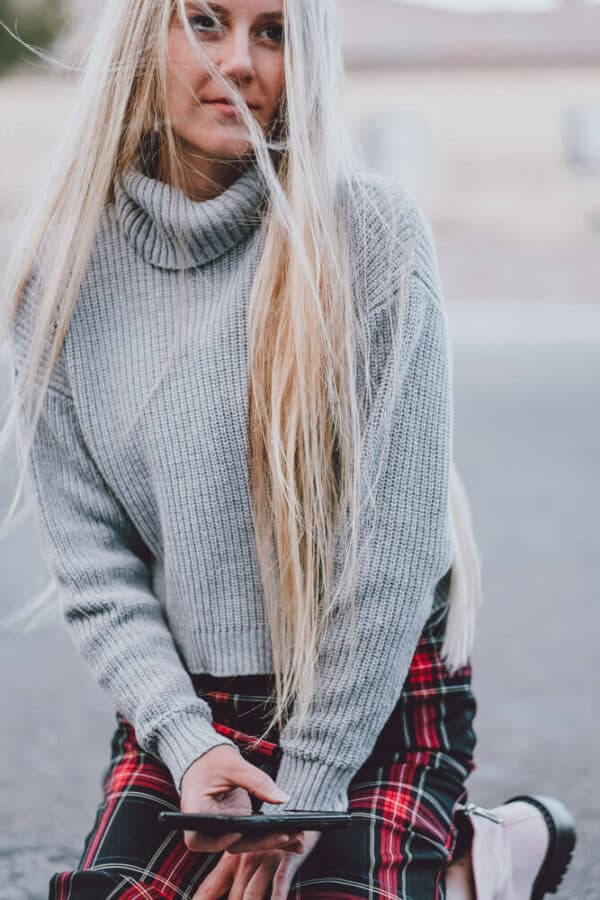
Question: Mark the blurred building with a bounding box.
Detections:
[336,0,600,305]
[2,0,599,303]
[341,0,600,69]
[339,1,600,206]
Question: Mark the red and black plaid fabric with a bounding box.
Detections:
[48,596,477,899]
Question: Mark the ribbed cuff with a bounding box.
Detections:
[259,752,355,814]
[154,708,241,795]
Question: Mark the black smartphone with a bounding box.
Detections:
[158,809,352,835]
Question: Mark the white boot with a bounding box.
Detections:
[449,795,577,900]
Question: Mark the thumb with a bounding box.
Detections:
[228,754,290,804]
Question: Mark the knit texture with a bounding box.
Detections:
[9,159,454,813]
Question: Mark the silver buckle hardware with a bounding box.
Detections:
[455,801,504,824]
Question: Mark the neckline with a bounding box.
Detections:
[113,160,269,271]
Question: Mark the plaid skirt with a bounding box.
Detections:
[48,594,477,899]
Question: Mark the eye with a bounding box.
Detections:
[261,23,283,44]
[187,15,283,43]
[189,14,222,33]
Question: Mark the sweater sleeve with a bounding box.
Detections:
[260,207,454,814]
[9,317,240,795]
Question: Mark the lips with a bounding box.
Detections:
[204,98,258,109]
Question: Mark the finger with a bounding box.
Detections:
[225,831,296,854]
[227,854,268,900]
[270,855,302,900]
[284,829,305,852]
[224,754,290,806]
[269,831,305,853]
[185,829,244,854]
[191,852,237,900]
[241,858,282,900]
[228,828,305,855]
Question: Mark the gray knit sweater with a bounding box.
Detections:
[9,160,454,814]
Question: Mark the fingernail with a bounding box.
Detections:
[274,789,290,801]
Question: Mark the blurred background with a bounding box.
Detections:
[0,1,598,897]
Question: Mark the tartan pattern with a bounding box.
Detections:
[48,599,476,899]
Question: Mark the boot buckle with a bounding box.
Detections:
[455,801,505,824]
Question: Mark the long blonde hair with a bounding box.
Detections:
[0,0,481,742]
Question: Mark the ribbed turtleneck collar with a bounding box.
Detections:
[113,160,269,271]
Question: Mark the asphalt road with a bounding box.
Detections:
[0,334,598,898]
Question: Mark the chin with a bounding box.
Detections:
[188,140,253,161]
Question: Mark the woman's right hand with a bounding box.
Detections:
[180,744,303,856]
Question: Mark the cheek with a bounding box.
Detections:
[166,35,208,114]
[264,62,285,115]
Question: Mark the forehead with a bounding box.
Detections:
[186,0,283,14]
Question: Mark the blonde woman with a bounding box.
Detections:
[1,0,576,898]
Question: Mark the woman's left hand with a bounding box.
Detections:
[191,829,322,899]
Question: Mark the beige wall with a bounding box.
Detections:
[344,65,600,238]
[346,65,600,165]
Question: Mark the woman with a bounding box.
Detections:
[0,0,576,897]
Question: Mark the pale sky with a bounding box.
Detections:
[396,0,599,10]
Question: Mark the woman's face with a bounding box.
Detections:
[166,0,285,190]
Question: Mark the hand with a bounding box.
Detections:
[191,829,323,900]
[180,744,297,855]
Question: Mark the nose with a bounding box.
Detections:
[216,28,255,83]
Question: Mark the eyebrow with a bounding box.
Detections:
[188,3,283,18]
